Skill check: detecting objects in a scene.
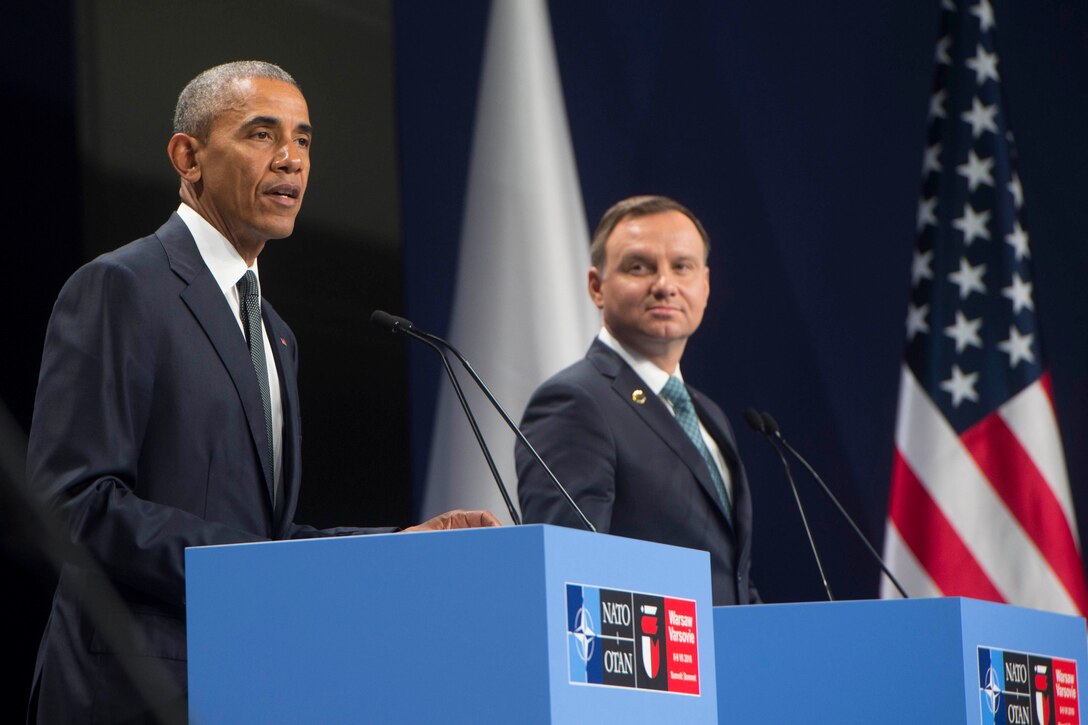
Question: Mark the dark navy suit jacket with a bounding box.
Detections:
[516,339,759,606]
[27,214,387,722]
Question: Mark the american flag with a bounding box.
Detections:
[880,0,1088,615]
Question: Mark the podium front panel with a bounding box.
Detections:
[713,597,1086,725]
[187,524,719,723]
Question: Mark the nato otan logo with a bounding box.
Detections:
[565,583,701,695]
[977,646,1079,725]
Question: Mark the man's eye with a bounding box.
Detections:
[254,131,271,140]
[296,137,310,149]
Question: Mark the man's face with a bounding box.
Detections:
[191,77,311,249]
[589,210,710,363]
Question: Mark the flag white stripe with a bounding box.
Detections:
[999,381,1080,545]
[895,366,1078,614]
[879,523,942,600]
[420,0,598,523]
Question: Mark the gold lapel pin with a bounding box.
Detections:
[631,389,646,405]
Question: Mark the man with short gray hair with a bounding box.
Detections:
[27,60,497,722]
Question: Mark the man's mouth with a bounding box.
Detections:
[265,185,300,199]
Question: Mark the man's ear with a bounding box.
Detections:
[167,133,202,183]
[588,267,605,310]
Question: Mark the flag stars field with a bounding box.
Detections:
[917,196,938,232]
[1005,221,1029,259]
[1007,173,1023,208]
[997,326,1035,368]
[961,97,998,138]
[923,143,943,174]
[911,249,934,286]
[949,257,987,299]
[970,0,996,32]
[945,310,983,353]
[941,364,980,407]
[935,36,953,65]
[1001,273,1033,314]
[906,303,930,341]
[952,203,990,243]
[929,89,948,119]
[965,44,1000,85]
[956,150,994,192]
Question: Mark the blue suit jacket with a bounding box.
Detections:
[516,339,759,606]
[27,214,386,721]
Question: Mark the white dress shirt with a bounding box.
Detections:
[177,203,284,508]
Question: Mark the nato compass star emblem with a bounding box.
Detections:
[572,606,596,662]
[983,665,1001,714]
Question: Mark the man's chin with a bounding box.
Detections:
[639,323,690,342]
[260,218,299,241]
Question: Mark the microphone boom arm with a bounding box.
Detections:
[379,315,522,525]
[771,427,909,599]
[415,329,596,533]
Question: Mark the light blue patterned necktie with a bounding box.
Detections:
[660,376,732,522]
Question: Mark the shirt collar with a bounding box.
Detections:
[177,202,259,297]
[597,326,682,395]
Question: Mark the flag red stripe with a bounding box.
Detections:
[888,450,1005,602]
[1040,370,1053,401]
[961,412,1088,615]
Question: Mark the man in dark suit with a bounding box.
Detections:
[517,195,758,607]
[27,60,497,722]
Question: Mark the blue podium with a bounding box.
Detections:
[186,524,719,723]
[714,597,1085,724]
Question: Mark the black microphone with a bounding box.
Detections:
[743,408,766,435]
[744,408,834,601]
[370,310,521,525]
[370,309,415,334]
[759,411,909,599]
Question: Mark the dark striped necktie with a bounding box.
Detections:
[236,270,275,497]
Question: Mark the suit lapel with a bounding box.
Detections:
[589,340,734,529]
[157,214,276,504]
[692,390,747,541]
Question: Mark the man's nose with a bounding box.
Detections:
[272,143,302,172]
[651,271,677,296]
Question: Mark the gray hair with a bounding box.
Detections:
[173,60,297,140]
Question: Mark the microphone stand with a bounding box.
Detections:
[408,327,595,532]
[372,312,521,525]
[745,409,834,601]
[760,412,909,599]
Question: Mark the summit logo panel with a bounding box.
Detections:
[565,583,700,696]
[978,646,1079,725]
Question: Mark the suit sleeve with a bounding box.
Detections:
[29,260,276,607]
[516,377,618,532]
[281,522,397,539]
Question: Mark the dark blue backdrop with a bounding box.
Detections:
[395,0,1088,603]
